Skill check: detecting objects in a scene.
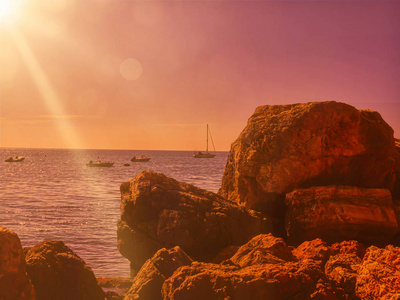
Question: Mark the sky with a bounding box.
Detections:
[1,0,399,151]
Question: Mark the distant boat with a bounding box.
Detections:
[194,124,216,158]
[131,155,151,162]
[86,160,114,167]
[124,163,130,166]
[5,156,25,162]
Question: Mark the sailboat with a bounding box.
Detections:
[194,124,216,158]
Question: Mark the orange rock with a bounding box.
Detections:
[356,245,400,299]
[25,240,104,300]
[125,246,192,300]
[230,233,296,267]
[118,171,271,274]
[293,239,332,265]
[285,186,398,245]
[0,226,36,300]
[330,241,366,259]
[219,102,400,217]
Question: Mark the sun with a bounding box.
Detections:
[0,0,21,23]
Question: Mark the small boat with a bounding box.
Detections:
[124,163,130,166]
[86,160,114,167]
[131,155,151,162]
[5,156,25,162]
[194,124,216,158]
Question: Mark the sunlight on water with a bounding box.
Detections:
[0,148,228,277]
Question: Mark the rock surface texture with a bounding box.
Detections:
[285,186,398,245]
[24,240,104,300]
[219,102,400,219]
[118,171,271,274]
[124,246,192,300]
[0,226,36,300]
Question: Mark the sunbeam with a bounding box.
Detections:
[9,25,83,149]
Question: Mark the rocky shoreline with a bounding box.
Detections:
[1,101,399,299]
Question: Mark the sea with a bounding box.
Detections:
[0,148,229,278]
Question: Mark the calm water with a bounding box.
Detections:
[0,148,228,277]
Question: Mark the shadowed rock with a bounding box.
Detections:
[25,240,104,300]
[124,246,192,300]
[118,171,271,274]
[285,186,398,245]
[219,102,400,218]
[0,226,36,300]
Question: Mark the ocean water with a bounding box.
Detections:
[0,148,228,277]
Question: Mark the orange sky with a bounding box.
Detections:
[1,0,399,151]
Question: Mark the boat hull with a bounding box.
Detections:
[193,152,216,158]
[131,158,151,162]
[5,157,25,162]
[86,162,114,167]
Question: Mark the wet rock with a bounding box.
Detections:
[124,246,192,300]
[0,226,36,300]
[219,102,400,216]
[97,277,134,299]
[355,245,400,299]
[285,186,398,245]
[230,233,296,267]
[118,171,271,274]
[25,240,104,300]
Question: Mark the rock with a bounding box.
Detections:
[230,233,296,267]
[124,246,192,300]
[118,171,271,274]
[162,259,323,299]
[330,241,366,259]
[25,240,104,300]
[219,102,400,217]
[97,277,134,299]
[325,254,361,296]
[293,239,332,266]
[211,245,239,264]
[285,186,398,245]
[355,245,400,299]
[0,226,36,300]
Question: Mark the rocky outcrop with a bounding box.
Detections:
[118,171,271,274]
[25,240,104,300]
[355,245,400,299]
[124,246,192,300]
[97,277,134,300]
[0,226,36,300]
[219,102,400,218]
[285,186,398,245]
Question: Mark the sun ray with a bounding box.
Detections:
[8,25,84,149]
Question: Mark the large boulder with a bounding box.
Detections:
[219,102,400,217]
[118,171,271,274]
[124,246,192,300]
[0,226,36,300]
[355,245,400,299]
[285,186,398,245]
[24,240,104,300]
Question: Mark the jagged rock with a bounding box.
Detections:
[230,233,296,267]
[293,239,332,266]
[355,245,400,299]
[118,171,271,274]
[285,186,398,245]
[124,246,192,300]
[0,226,36,300]
[219,102,400,218]
[211,245,239,264]
[24,240,104,300]
[330,241,366,259]
[97,277,134,300]
[325,254,361,296]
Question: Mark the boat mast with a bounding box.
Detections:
[206,124,209,152]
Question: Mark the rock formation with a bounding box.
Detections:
[285,186,398,245]
[24,240,104,300]
[117,171,271,274]
[0,226,36,300]
[124,246,192,300]
[219,102,400,220]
